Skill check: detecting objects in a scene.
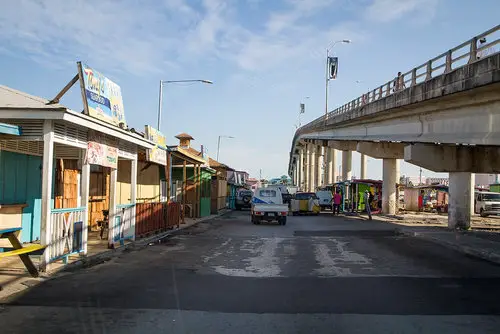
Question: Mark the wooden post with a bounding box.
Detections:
[108,167,118,249]
[81,157,90,255]
[130,157,138,241]
[40,120,54,270]
[197,165,202,217]
[182,160,186,223]
[166,151,171,202]
[194,164,198,218]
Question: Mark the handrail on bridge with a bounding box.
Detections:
[289,24,500,174]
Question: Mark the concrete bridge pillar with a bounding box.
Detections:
[382,158,400,215]
[360,154,367,179]
[316,146,322,188]
[342,150,352,181]
[449,172,473,229]
[330,148,338,184]
[304,144,310,192]
[309,145,316,192]
[298,148,304,190]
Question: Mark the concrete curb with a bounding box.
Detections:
[398,228,500,266]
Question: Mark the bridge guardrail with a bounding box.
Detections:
[293,24,500,142]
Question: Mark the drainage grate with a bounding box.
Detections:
[294,230,398,237]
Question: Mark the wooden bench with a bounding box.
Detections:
[0,227,46,277]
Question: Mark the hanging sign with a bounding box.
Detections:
[144,125,167,166]
[77,62,127,127]
[85,130,118,168]
[328,56,338,80]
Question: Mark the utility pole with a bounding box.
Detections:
[419,168,423,185]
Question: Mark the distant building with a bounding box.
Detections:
[475,174,499,187]
[426,177,449,186]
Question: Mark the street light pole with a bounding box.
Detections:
[157,79,213,130]
[325,40,351,117]
[216,135,234,161]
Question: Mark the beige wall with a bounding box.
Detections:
[117,160,161,204]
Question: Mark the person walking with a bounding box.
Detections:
[332,191,342,215]
[364,190,373,220]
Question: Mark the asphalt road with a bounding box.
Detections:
[1,211,500,333]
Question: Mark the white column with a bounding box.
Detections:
[130,157,138,241]
[305,145,310,192]
[360,154,367,179]
[81,159,90,255]
[40,120,54,269]
[298,148,304,190]
[310,146,316,192]
[316,146,322,187]
[108,167,118,248]
[449,172,473,229]
[382,158,400,215]
[331,148,338,183]
[342,150,352,181]
[470,173,475,216]
[326,148,332,184]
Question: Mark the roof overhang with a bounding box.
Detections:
[0,108,155,149]
[169,146,206,165]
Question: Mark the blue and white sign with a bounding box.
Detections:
[78,62,127,127]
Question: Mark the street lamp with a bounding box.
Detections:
[325,39,351,117]
[217,135,234,161]
[157,79,213,130]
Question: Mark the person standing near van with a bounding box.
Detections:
[332,191,342,215]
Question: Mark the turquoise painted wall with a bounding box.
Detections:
[0,150,43,242]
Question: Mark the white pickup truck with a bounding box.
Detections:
[251,187,289,225]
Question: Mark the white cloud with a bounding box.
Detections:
[364,0,438,22]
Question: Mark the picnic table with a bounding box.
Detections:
[0,227,46,277]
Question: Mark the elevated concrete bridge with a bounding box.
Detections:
[288,25,500,229]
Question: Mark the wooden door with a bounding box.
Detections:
[54,159,79,209]
[88,166,110,230]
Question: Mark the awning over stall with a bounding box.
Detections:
[0,122,21,135]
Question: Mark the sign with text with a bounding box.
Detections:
[85,130,118,168]
[145,125,167,166]
[78,62,126,127]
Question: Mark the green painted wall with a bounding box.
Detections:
[200,197,211,217]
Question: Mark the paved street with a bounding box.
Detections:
[1,211,500,333]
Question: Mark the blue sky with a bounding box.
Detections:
[0,0,499,180]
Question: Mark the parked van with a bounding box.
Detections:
[316,190,333,211]
[475,191,500,217]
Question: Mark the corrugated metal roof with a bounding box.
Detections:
[0,85,67,110]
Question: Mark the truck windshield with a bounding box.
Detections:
[259,190,277,197]
[482,193,500,201]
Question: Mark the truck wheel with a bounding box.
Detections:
[480,208,488,217]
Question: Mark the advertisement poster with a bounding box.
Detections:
[328,56,338,80]
[145,125,167,166]
[78,62,126,127]
[85,130,118,169]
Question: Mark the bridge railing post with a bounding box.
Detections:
[468,36,478,64]
[425,60,432,81]
[411,68,417,86]
[445,50,452,73]
[386,82,391,96]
